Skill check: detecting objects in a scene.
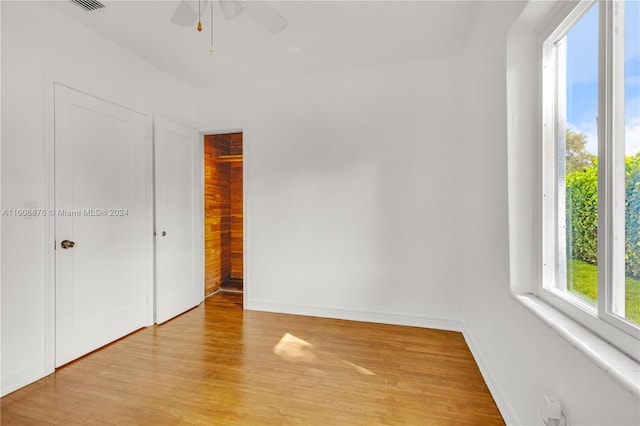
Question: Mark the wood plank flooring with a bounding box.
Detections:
[1,292,504,425]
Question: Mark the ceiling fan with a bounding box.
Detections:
[170,0,287,54]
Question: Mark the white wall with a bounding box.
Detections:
[197,57,466,329]
[0,1,196,395]
[461,2,639,425]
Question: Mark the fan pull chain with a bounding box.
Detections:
[197,0,203,31]
[209,0,215,55]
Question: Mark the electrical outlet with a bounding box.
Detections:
[541,394,566,426]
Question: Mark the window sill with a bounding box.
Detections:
[513,293,640,398]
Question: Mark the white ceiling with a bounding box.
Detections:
[48,0,483,88]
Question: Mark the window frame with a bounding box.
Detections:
[540,0,640,361]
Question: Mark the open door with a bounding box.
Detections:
[154,118,204,324]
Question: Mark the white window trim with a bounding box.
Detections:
[506,0,640,397]
[597,0,634,337]
[538,0,640,362]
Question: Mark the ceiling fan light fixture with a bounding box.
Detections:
[219,0,243,20]
[168,0,287,56]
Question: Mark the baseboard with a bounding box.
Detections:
[1,361,48,397]
[461,321,521,426]
[246,299,463,332]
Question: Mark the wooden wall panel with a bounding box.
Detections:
[230,132,243,156]
[230,132,243,280]
[230,161,243,279]
[204,135,231,294]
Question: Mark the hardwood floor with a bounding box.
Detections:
[1,293,504,425]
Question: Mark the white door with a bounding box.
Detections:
[154,118,203,324]
[55,84,152,367]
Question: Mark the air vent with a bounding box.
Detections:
[69,0,105,12]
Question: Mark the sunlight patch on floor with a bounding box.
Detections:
[272,333,376,376]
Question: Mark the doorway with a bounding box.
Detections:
[204,132,244,295]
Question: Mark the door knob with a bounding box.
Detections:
[161,231,167,236]
[61,240,75,249]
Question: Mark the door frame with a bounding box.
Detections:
[43,72,155,374]
[201,128,248,305]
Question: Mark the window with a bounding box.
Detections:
[542,0,640,346]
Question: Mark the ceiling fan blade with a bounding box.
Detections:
[170,0,198,26]
[219,0,243,20]
[170,0,211,27]
[242,1,288,34]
